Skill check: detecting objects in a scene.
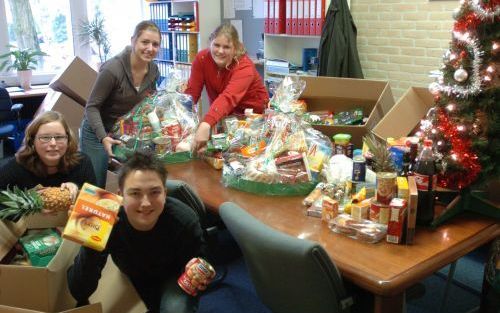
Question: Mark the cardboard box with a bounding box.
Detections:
[35,90,84,140]
[89,256,146,313]
[406,175,418,245]
[0,303,102,313]
[49,57,97,106]
[0,214,81,312]
[105,170,119,193]
[299,76,395,148]
[372,87,434,141]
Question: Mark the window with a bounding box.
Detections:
[3,0,74,73]
[0,0,148,86]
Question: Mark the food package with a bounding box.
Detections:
[329,214,387,244]
[111,70,198,163]
[268,76,307,114]
[19,228,62,267]
[62,183,122,251]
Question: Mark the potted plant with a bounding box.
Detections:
[0,45,47,90]
[79,12,111,67]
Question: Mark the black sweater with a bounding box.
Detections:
[67,197,207,311]
[0,153,97,190]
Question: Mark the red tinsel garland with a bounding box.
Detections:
[436,110,481,189]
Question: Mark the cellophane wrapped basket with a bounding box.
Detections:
[111,71,198,163]
[221,76,333,196]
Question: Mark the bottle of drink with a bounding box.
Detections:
[414,139,437,225]
[407,137,419,175]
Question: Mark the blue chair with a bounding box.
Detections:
[0,87,24,158]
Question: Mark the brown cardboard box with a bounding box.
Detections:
[35,90,84,140]
[0,214,81,312]
[49,57,97,106]
[89,256,146,313]
[372,87,433,141]
[299,76,395,148]
[0,303,102,313]
[406,175,418,245]
[105,170,119,193]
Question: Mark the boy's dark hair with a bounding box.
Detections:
[118,152,168,190]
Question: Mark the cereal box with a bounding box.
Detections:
[62,183,122,251]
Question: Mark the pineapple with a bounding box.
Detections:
[0,186,72,220]
[363,134,396,173]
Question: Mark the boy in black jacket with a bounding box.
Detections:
[67,152,208,313]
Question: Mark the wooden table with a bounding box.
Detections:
[167,160,500,313]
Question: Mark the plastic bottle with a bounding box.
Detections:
[414,139,436,225]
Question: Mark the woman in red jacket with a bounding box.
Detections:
[184,22,269,155]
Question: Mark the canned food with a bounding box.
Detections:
[178,257,216,296]
[376,172,397,205]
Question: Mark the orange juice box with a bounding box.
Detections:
[62,183,122,251]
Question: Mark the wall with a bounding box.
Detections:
[221,9,264,59]
[351,0,457,99]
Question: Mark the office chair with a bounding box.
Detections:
[166,179,226,281]
[0,87,23,158]
[219,202,354,313]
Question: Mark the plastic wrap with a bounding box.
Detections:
[110,70,198,163]
[328,214,387,243]
[221,111,333,196]
[268,76,307,114]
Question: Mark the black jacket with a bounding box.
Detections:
[318,0,364,78]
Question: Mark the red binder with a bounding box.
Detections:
[285,0,292,34]
[303,0,310,35]
[269,0,275,34]
[264,0,269,33]
[291,0,298,35]
[309,0,316,35]
[297,0,304,35]
[275,0,286,34]
[315,0,326,35]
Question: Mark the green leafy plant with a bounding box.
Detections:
[0,45,48,72]
[79,12,111,63]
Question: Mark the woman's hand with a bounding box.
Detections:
[102,136,122,158]
[60,182,79,203]
[192,122,211,156]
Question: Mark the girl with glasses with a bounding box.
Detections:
[0,111,96,216]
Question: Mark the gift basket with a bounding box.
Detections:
[220,77,333,196]
[111,71,198,163]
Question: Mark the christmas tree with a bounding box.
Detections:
[423,0,499,191]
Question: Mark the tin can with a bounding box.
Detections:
[178,257,216,296]
[376,172,397,205]
[352,155,366,182]
[369,199,390,225]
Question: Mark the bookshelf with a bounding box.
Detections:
[147,0,221,80]
[263,34,320,86]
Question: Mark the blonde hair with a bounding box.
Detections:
[16,111,81,177]
[209,22,246,67]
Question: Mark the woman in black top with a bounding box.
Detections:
[0,111,96,213]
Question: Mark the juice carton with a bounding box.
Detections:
[62,183,122,251]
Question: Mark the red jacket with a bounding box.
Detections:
[185,49,269,126]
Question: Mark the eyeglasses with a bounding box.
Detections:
[37,135,68,143]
